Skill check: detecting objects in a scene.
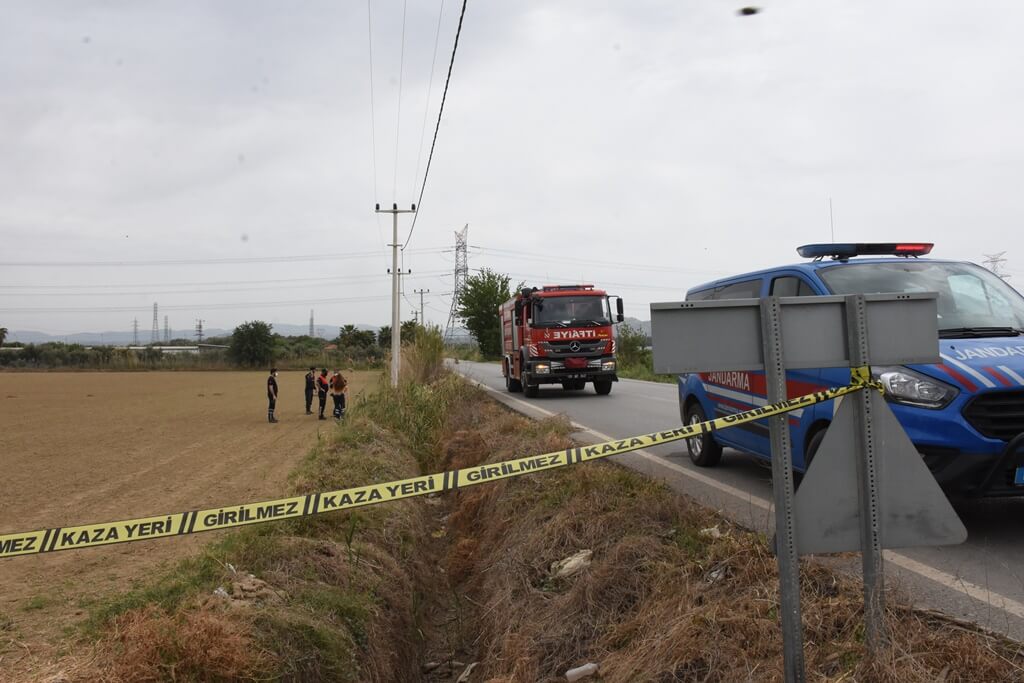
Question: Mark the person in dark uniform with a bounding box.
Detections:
[316,368,330,420]
[304,366,316,415]
[267,368,279,423]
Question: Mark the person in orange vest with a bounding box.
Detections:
[316,368,330,420]
[330,370,348,420]
[267,368,279,423]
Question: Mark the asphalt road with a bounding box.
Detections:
[453,359,1024,642]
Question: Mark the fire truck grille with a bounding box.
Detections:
[542,340,606,357]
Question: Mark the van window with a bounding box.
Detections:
[770,276,815,297]
[686,288,714,301]
[714,280,762,300]
[819,261,1024,334]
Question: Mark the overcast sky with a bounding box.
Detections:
[2,0,1023,336]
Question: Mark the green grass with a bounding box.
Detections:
[21,595,54,612]
[617,362,678,384]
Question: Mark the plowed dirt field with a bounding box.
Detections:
[0,369,374,671]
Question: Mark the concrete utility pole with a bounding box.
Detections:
[414,288,430,326]
[375,203,416,387]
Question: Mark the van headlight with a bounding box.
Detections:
[873,366,958,409]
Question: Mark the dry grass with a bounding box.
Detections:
[50,370,453,683]
[77,606,269,682]
[439,387,1024,682]
[32,364,1024,683]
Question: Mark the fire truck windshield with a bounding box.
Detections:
[533,296,610,327]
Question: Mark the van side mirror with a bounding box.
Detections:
[616,297,625,323]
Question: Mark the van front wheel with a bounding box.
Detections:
[685,403,722,467]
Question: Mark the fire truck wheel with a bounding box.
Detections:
[685,402,722,467]
[524,382,539,398]
[594,380,613,395]
[507,370,524,393]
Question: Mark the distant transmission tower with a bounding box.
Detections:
[444,224,469,342]
[983,252,1010,279]
[151,303,159,344]
[195,319,205,344]
[309,309,315,337]
[132,318,139,346]
[163,316,170,343]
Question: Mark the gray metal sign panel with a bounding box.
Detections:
[793,392,967,554]
[650,299,764,373]
[651,293,938,374]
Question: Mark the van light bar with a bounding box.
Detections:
[797,243,934,260]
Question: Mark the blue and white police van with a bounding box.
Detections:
[678,243,1024,497]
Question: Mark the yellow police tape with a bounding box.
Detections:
[0,370,881,559]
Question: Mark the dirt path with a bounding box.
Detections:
[0,369,375,667]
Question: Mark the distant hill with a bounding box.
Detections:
[621,317,651,336]
[6,322,379,346]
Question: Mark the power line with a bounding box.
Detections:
[983,252,1010,279]
[365,0,389,266]
[393,0,409,201]
[480,269,695,293]
[3,271,451,296]
[471,246,727,275]
[0,294,392,314]
[402,0,468,250]
[412,0,447,199]
[0,247,447,268]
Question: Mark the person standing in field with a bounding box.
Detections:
[316,368,330,420]
[304,366,316,415]
[330,370,348,420]
[267,368,279,423]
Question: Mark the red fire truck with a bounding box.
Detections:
[500,284,624,397]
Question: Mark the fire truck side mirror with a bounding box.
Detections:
[616,297,625,322]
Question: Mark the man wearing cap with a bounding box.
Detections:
[267,368,279,423]
[316,368,330,420]
[304,366,316,415]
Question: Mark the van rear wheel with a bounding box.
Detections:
[685,403,722,467]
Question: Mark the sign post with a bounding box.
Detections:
[760,297,806,681]
[651,292,965,681]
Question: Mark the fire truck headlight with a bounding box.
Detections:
[534,363,551,375]
[602,360,616,372]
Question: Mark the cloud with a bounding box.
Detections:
[2,1,1023,333]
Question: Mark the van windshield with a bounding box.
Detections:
[533,296,610,327]
[819,261,1024,338]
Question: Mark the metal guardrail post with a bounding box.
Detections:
[760,297,806,683]
[845,294,887,651]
